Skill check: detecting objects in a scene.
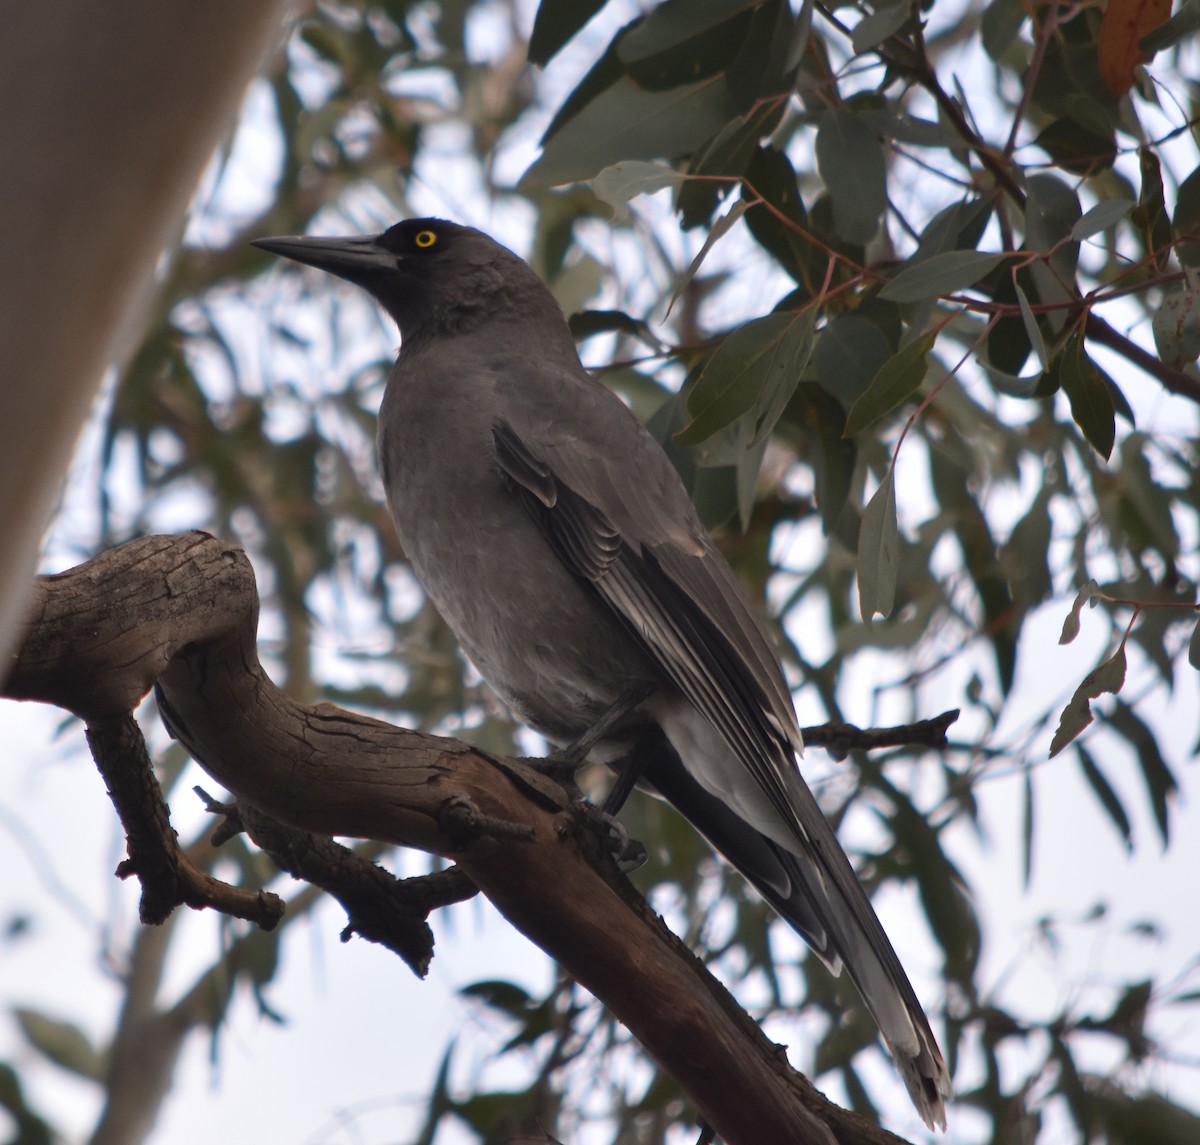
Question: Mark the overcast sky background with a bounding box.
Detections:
[3,3,1199,1143]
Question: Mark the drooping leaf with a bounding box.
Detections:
[1109,700,1178,846]
[843,332,934,436]
[981,0,1028,57]
[1049,640,1128,757]
[1022,765,1034,889]
[569,308,664,350]
[1173,163,1200,266]
[1059,336,1116,459]
[857,470,899,620]
[677,310,813,444]
[1015,279,1048,370]
[1059,578,1103,645]
[789,381,856,533]
[669,197,747,311]
[528,0,608,65]
[14,1008,106,1082]
[1025,175,1082,334]
[1151,287,1200,367]
[678,101,783,228]
[1000,486,1053,613]
[1076,744,1133,850]
[815,108,888,245]
[1033,116,1116,174]
[742,145,816,289]
[811,313,893,407]
[1133,147,1172,266]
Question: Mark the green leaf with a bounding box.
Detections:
[528,0,607,65]
[678,311,813,444]
[1015,280,1048,369]
[1032,116,1116,175]
[591,160,685,222]
[459,978,535,1018]
[1059,578,1102,645]
[1049,641,1128,757]
[857,470,899,620]
[1117,432,1180,560]
[1133,147,1172,265]
[843,332,934,436]
[815,108,887,245]
[1109,701,1178,846]
[623,8,754,91]
[811,313,892,407]
[526,74,732,187]
[568,308,664,350]
[0,1061,53,1145]
[678,101,782,228]
[1077,744,1133,850]
[981,0,1027,58]
[618,0,758,61]
[852,2,911,53]
[1022,765,1034,889]
[1152,287,1200,367]
[791,382,856,533]
[15,1008,106,1082]
[910,197,995,262]
[742,145,815,288]
[1140,0,1200,52]
[670,197,747,310]
[880,250,1006,303]
[1025,175,1082,334]
[1059,336,1115,459]
[1000,487,1053,611]
[1071,199,1134,241]
[1173,164,1200,266]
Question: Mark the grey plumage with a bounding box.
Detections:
[253,218,951,1129]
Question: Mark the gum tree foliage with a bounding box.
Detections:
[5,0,1200,1142]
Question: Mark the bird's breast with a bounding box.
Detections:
[376,367,659,744]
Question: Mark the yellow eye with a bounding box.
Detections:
[414,229,438,249]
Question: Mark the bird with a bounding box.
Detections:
[253,218,951,1129]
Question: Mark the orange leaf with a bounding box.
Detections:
[1098,0,1173,96]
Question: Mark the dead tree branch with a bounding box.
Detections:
[3,532,919,1145]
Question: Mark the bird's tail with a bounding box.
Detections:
[633,727,951,1130]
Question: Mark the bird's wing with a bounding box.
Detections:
[492,394,951,1129]
[491,409,802,823]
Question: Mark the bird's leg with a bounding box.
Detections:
[523,684,655,872]
[554,681,655,766]
[601,749,649,816]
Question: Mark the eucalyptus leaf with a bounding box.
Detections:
[857,471,899,620]
[815,108,887,245]
[843,332,934,436]
[880,250,1006,303]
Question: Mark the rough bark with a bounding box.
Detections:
[4,532,913,1145]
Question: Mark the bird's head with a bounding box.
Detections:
[253,218,563,342]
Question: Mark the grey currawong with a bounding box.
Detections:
[254,218,951,1129]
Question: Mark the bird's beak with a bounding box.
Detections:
[252,233,395,286]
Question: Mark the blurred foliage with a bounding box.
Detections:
[12,0,1200,1142]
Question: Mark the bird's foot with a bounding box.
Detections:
[520,753,585,800]
[582,803,647,872]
